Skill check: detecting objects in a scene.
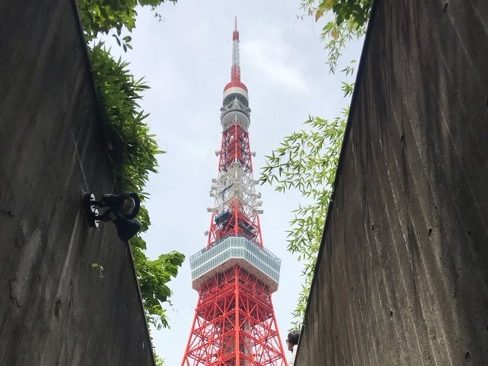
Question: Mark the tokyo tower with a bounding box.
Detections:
[181,19,288,366]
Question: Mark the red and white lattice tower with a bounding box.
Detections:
[181,19,288,366]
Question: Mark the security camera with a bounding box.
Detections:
[83,192,142,241]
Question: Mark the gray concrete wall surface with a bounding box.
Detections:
[0,1,154,365]
[296,0,488,365]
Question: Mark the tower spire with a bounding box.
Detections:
[225,17,247,92]
[231,16,240,82]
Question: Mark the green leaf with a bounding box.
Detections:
[260,110,348,325]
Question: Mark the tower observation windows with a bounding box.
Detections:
[190,236,281,292]
[223,93,249,108]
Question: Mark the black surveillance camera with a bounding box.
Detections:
[83,192,142,241]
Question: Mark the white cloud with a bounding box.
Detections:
[242,34,310,95]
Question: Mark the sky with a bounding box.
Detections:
[103,1,363,364]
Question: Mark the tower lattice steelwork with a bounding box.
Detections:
[181,20,288,366]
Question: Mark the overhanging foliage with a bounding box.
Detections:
[77,0,185,334]
[261,0,372,328]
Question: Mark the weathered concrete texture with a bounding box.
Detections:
[297,1,488,365]
[0,1,154,365]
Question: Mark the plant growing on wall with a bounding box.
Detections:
[79,0,176,50]
[261,0,372,327]
[77,0,184,336]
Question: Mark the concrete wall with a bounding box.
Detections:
[297,1,488,365]
[0,1,154,365]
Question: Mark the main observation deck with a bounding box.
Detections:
[190,237,281,293]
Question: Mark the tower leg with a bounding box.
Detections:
[181,267,288,366]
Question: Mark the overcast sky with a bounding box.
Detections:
[104,1,363,364]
